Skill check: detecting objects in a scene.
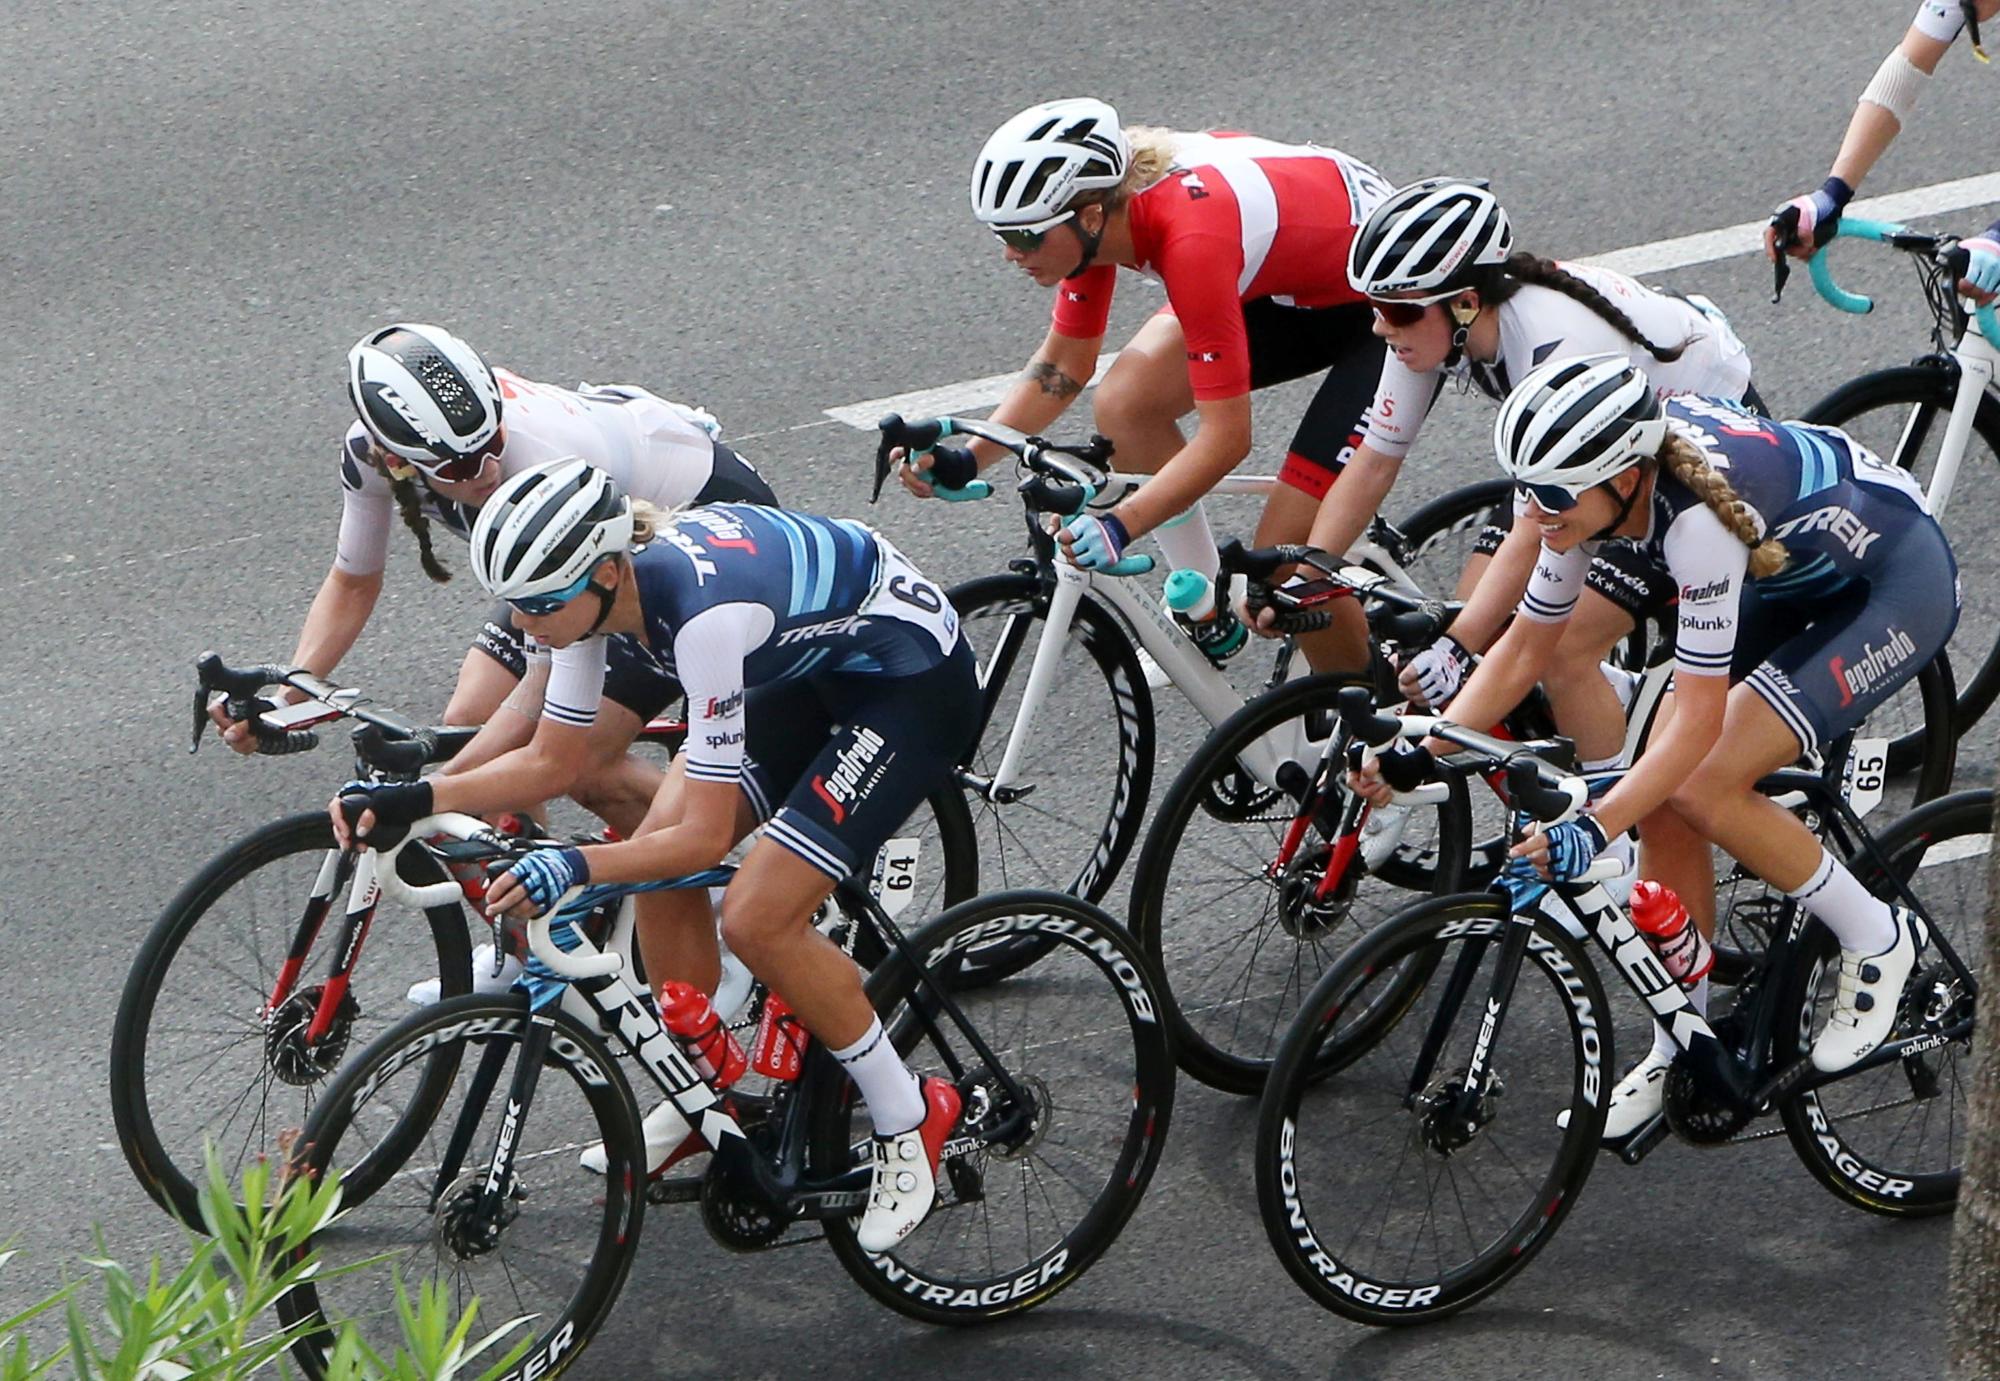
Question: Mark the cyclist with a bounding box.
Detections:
[331,459,978,1252]
[902,96,1395,667]
[1289,179,1759,796]
[1352,354,1957,1138]
[1764,0,2000,303]
[216,322,776,840]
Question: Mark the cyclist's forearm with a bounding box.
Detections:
[431,725,583,817]
[1449,518,1537,653]
[579,815,733,887]
[976,332,1101,467]
[1829,27,1955,188]
[287,565,381,686]
[437,682,541,778]
[1305,447,1401,561]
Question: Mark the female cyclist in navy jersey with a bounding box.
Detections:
[1353,354,1957,1138]
[216,322,774,840]
[332,459,978,1253]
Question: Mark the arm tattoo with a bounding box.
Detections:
[1025,361,1085,400]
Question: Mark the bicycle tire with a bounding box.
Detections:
[814,889,1175,1325]
[1802,363,2000,770]
[276,993,646,1380]
[1129,673,1471,1093]
[1255,893,1608,1326]
[943,570,1155,986]
[1390,478,1516,599]
[1775,788,1992,1216]
[109,812,473,1227]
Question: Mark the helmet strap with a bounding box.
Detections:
[582,558,621,636]
[1064,206,1108,280]
[1589,471,1645,542]
[1442,298,1479,369]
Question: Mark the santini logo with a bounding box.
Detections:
[1830,627,1917,707]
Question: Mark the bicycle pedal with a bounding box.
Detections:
[645,1173,704,1206]
[1607,1113,1669,1166]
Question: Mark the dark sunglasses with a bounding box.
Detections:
[508,570,598,617]
[993,210,1076,252]
[1369,298,1433,328]
[408,431,504,484]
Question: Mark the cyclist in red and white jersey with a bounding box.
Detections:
[1764,0,2000,301]
[214,322,775,838]
[900,97,1394,665]
[1288,179,1759,788]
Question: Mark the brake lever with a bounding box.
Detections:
[1769,205,1801,304]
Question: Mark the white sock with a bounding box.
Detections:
[1151,502,1220,580]
[831,1017,925,1136]
[1788,847,1897,954]
[1649,975,1709,1063]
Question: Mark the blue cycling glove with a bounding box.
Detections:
[1961,235,2000,297]
[1537,813,1608,882]
[1061,512,1131,570]
[503,846,590,915]
[336,779,433,851]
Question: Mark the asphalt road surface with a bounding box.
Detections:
[4,1,1997,1376]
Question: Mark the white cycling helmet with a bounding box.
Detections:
[1348,178,1513,299]
[1493,353,1667,496]
[347,323,504,470]
[970,98,1129,231]
[469,458,634,603]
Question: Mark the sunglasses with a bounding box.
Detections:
[993,209,1077,252]
[1369,298,1433,327]
[1520,482,1584,513]
[398,430,504,484]
[508,569,598,617]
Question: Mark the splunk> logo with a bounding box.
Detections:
[810,726,889,824]
[1829,626,1916,708]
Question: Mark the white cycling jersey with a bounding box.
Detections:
[333,370,724,575]
[1913,0,1972,41]
[1357,262,1753,459]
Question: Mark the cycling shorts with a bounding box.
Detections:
[736,640,981,882]
[700,441,778,506]
[1731,517,1959,753]
[1211,299,1384,501]
[473,609,682,722]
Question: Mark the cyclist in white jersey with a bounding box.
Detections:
[212,323,774,836]
[1283,180,1756,785]
[1764,0,2000,301]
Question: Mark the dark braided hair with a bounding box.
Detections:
[1470,252,1690,364]
[385,464,452,583]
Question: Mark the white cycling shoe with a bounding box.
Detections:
[1810,907,1927,1073]
[406,943,523,1006]
[580,1097,703,1177]
[1557,1047,1673,1141]
[856,1078,962,1253]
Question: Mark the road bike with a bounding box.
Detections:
[1253,688,1984,1325]
[274,814,1174,1376]
[1797,216,2000,773]
[110,654,975,1227]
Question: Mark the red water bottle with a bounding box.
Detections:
[750,991,808,1082]
[1629,880,1714,986]
[659,981,747,1088]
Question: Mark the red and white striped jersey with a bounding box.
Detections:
[1051,131,1393,399]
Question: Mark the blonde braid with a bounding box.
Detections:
[628,498,679,546]
[1659,435,1788,578]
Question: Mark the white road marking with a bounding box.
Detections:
[823,171,2000,429]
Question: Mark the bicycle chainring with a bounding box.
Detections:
[1199,763,1282,822]
[1660,1059,1752,1145]
[699,1164,788,1251]
[263,985,358,1086]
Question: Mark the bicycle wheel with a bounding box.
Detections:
[277,994,646,1380]
[814,890,1175,1325]
[1803,365,2000,770]
[1130,674,1472,1093]
[1389,477,1516,600]
[1255,894,1609,1325]
[1776,788,1991,1216]
[873,783,981,923]
[944,570,1155,985]
[109,812,473,1227]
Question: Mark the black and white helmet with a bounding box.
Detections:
[468,459,634,602]
[970,98,1129,230]
[347,323,504,466]
[1493,353,1667,494]
[1348,178,1513,299]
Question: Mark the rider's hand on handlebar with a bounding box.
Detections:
[1398,634,1472,709]
[1345,755,1395,808]
[1763,177,1853,264]
[894,442,978,498]
[1507,814,1607,882]
[1058,512,1131,570]
[328,779,433,852]
[1956,236,2000,305]
[484,845,589,920]
[208,696,263,755]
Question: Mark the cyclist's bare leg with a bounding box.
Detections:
[1634,692,1717,936]
[1093,315,1228,575]
[627,755,760,999]
[1453,553,1491,601]
[719,839,872,1047]
[1542,589,1638,764]
[567,700,667,837]
[1254,484,1371,673]
[443,647,515,725]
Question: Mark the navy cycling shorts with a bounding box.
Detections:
[736,640,980,882]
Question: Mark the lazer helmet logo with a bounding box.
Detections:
[1829,627,1917,707]
[810,727,889,825]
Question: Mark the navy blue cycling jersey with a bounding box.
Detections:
[1522,395,1940,678]
[538,505,962,787]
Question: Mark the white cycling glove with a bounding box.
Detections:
[1403,635,1473,709]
